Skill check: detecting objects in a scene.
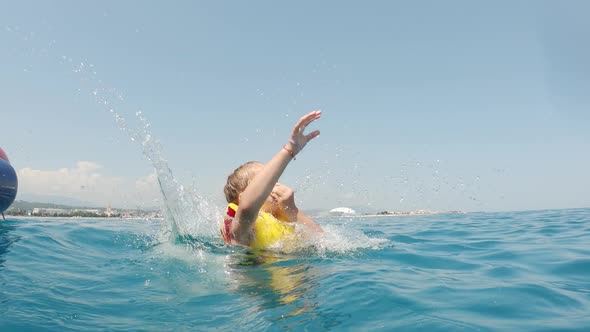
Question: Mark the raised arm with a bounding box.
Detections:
[236,111,321,226]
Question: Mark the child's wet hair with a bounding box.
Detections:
[224,161,263,203]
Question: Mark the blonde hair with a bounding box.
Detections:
[224,161,263,203]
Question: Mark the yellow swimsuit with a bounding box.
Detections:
[221,203,295,249]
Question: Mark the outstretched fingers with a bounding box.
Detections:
[302,110,321,128]
[305,130,320,141]
[292,110,321,136]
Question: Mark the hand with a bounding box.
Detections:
[270,183,299,222]
[288,110,321,155]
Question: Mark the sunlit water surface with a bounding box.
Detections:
[1,208,589,331]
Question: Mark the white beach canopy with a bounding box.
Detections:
[329,207,356,215]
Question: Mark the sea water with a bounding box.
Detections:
[1,208,589,331]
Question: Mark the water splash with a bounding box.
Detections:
[112,109,221,244]
[64,59,221,247]
[300,224,389,255]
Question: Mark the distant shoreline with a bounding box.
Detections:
[6,211,466,221]
[371,210,465,217]
[316,211,467,218]
[4,215,164,221]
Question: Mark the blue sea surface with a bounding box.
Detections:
[1,208,589,331]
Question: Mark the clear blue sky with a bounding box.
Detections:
[1,1,589,212]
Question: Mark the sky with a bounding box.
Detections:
[1,1,589,212]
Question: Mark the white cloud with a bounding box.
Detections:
[17,161,160,208]
[134,171,161,206]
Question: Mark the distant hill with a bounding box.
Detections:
[16,194,97,207]
[7,200,160,212]
[8,200,98,211]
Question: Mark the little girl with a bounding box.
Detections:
[221,111,323,248]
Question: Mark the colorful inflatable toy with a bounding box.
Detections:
[0,147,18,219]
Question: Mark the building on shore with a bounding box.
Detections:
[32,208,68,215]
[329,207,357,216]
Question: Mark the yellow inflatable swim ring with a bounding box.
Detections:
[221,203,295,249]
